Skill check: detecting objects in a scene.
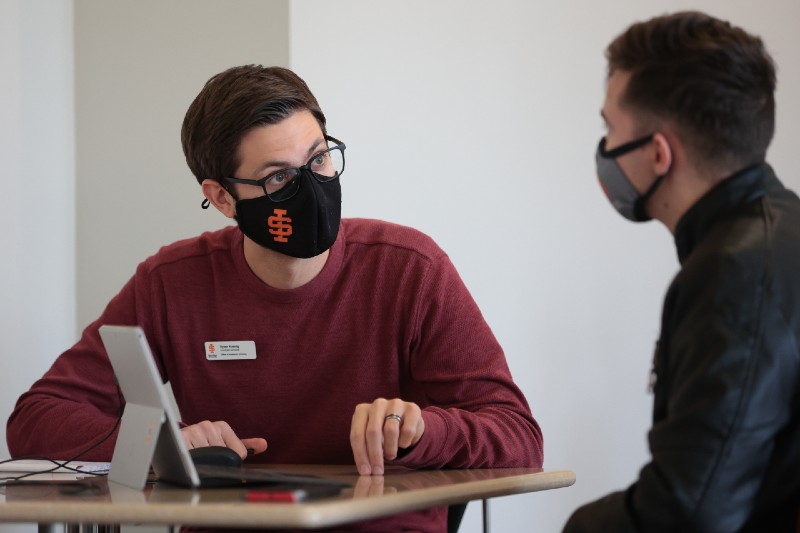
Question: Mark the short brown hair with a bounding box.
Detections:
[181,65,326,184]
[607,11,776,172]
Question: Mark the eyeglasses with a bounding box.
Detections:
[223,136,346,202]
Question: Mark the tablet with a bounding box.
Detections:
[99,325,349,495]
[99,325,201,489]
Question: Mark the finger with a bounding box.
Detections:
[242,438,268,456]
[352,475,373,498]
[199,420,230,447]
[365,399,389,475]
[181,420,220,448]
[215,422,251,457]
[366,474,385,497]
[397,404,424,449]
[180,426,199,449]
[350,404,372,475]
[382,401,405,461]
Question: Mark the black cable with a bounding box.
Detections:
[0,380,125,486]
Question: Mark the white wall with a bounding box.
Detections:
[74,0,290,327]
[0,0,75,460]
[0,2,75,532]
[289,1,800,532]
[1,2,288,531]
[1,1,798,532]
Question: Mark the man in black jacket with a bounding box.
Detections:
[564,11,800,533]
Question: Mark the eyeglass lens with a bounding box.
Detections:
[264,144,344,201]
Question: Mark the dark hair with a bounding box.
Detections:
[606,11,776,172]
[181,65,326,184]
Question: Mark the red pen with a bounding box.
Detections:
[245,489,306,503]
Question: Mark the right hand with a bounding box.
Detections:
[180,420,268,460]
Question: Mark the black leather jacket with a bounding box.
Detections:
[565,163,800,533]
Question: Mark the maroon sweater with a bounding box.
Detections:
[8,219,542,532]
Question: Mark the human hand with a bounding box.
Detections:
[350,398,424,476]
[180,420,268,460]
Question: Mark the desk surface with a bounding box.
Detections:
[0,465,575,528]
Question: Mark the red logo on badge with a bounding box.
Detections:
[208,343,216,355]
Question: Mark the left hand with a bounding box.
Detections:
[350,398,424,476]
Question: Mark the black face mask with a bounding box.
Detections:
[234,169,341,258]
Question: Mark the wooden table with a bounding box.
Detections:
[0,465,575,530]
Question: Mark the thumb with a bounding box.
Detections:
[242,437,268,455]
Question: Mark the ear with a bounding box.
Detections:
[201,179,237,218]
[651,132,674,176]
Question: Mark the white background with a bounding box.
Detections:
[2,1,798,532]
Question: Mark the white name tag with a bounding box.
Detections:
[205,341,257,360]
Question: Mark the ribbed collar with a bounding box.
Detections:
[230,222,346,304]
[674,163,773,264]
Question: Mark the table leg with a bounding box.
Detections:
[38,524,120,533]
[482,498,491,533]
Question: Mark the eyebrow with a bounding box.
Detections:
[252,137,326,178]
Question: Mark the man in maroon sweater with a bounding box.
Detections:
[7,65,543,532]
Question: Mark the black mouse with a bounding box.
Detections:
[189,445,243,468]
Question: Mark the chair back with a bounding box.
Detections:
[448,503,468,533]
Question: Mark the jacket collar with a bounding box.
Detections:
[674,163,773,264]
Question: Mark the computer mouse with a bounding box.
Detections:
[189,445,243,468]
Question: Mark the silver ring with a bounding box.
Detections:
[384,413,403,424]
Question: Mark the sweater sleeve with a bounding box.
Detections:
[6,267,151,461]
[390,252,543,469]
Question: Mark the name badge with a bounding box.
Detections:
[205,341,257,361]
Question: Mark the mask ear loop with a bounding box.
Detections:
[632,135,673,221]
[599,133,654,158]
[200,180,239,210]
[632,174,665,221]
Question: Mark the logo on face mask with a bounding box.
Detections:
[268,209,293,243]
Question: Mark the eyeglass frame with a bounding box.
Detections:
[222,135,346,202]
